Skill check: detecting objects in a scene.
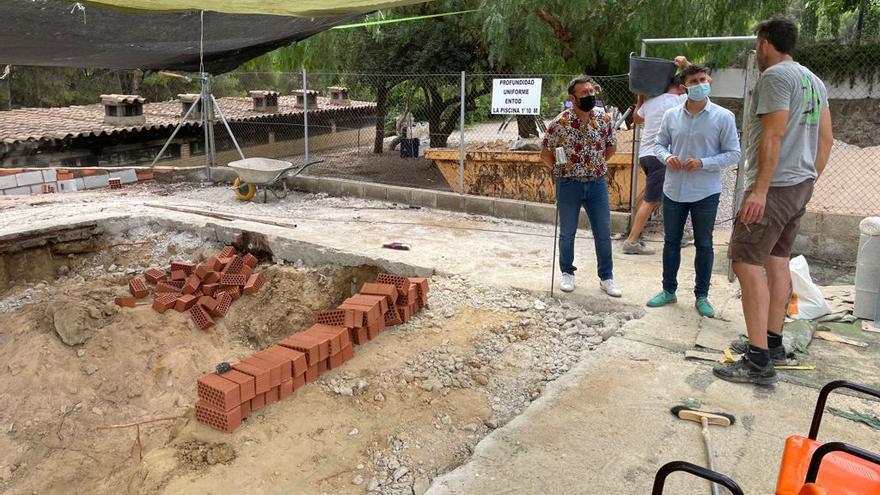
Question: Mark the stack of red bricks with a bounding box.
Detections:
[194,273,430,433]
[115,245,265,331]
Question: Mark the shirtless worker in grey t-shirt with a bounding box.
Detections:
[714,16,833,385]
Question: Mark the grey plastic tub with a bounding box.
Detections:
[629,54,677,96]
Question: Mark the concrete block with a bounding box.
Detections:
[493,199,527,221]
[523,203,557,224]
[610,212,629,235]
[82,174,110,189]
[464,195,495,216]
[41,169,57,183]
[116,169,138,184]
[825,213,863,239]
[30,184,44,194]
[57,179,79,193]
[15,171,43,187]
[339,181,365,198]
[75,178,86,191]
[361,182,388,201]
[0,175,16,190]
[410,189,437,208]
[798,211,820,234]
[3,186,32,195]
[436,192,464,212]
[386,186,413,205]
[316,178,345,196]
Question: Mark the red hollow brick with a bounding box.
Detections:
[253,350,292,382]
[241,265,254,279]
[198,296,219,314]
[144,268,166,284]
[385,306,403,326]
[128,277,149,298]
[152,293,177,313]
[222,256,245,275]
[195,263,211,279]
[304,365,318,383]
[242,253,258,269]
[279,379,293,400]
[408,277,430,306]
[350,326,369,345]
[351,294,389,316]
[341,344,354,363]
[367,316,386,337]
[202,283,219,296]
[114,296,137,308]
[183,274,201,294]
[197,373,241,411]
[170,261,196,275]
[317,360,327,374]
[293,374,306,390]
[232,362,271,395]
[250,392,266,412]
[328,352,345,370]
[367,325,380,340]
[397,304,413,323]
[243,273,264,295]
[190,304,215,331]
[376,272,409,293]
[316,309,347,328]
[175,294,198,312]
[240,398,252,419]
[219,285,241,301]
[244,356,281,388]
[219,369,257,403]
[219,246,237,258]
[220,273,247,286]
[203,272,221,284]
[306,324,347,356]
[267,345,308,377]
[265,386,280,405]
[156,281,180,293]
[216,257,233,270]
[195,400,241,433]
[361,282,399,306]
[204,257,223,272]
[170,270,188,281]
[192,288,204,298]
[211,292,233,317]
[278,334,324,366]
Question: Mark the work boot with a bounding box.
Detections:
[647,290,677,308]
[728,335,799,366]
[713,354,778,385]
[622,240,655,255]
[695,297,715,318]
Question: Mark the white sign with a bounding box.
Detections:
[491,78,542,115]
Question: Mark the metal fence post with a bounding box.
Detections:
[628,41,648,226]
[728,50,758,282]
[459,71,466,195]
[302,67,309,166]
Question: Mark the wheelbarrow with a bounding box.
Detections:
[227,157,323,202]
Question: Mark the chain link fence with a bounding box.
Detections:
[1,54,878,218]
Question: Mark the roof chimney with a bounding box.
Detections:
[178,94,203,121]
[249,90,279,113]
[292,89,319,110]
[327,86,350,106]
[101,94,146,126]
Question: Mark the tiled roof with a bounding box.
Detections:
[0,95,376,145]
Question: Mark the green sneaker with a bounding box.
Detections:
[647,290,677,308]
[695,297,715,318]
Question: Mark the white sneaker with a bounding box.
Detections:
[600,279,622,297]
[560,273,575,292]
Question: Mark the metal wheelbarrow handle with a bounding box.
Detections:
[269,159,325,184]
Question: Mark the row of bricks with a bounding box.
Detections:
[194,274,430,433]
[195,326,356,432]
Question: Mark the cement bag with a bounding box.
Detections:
[788,255,831,320]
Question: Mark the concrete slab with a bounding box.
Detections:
[41,169,57,183]
[464,195,494,216]
[0,175,17,190]
[15,171,43,187]
[2,186,31,195]
[57,179,79,193]
[82,174,109,189]
[116,168,138,184]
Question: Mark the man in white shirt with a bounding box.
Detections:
[622,76,687,255]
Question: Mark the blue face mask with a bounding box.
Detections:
[686,82,711,101]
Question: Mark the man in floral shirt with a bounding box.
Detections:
[541,76,622,297]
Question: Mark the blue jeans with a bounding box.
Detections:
[662,193,720,298]
[557,176,613,281]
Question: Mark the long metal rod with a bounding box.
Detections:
[210,94,245,160]
[728,50,758,282]
[302,67,309,166]
[202,74,212,175]
[642,36,756,45]
[550,204,559,298]
[628,41,648,225]
[459,71,465,194]
[149,93,201,168]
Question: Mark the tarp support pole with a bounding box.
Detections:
[302,67,309,166]
[149,93,201,168]
[459,70,465,195]
[211,94,245,160]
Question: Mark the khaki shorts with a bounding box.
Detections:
[728,179,814,266]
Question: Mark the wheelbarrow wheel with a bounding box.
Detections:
[233,177,255,202]
[270,181,289,200]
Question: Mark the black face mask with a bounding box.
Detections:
[576,95,596,112]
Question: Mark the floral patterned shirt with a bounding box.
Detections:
[542,109,617,179]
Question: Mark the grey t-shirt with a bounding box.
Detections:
[745,61,828,188]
